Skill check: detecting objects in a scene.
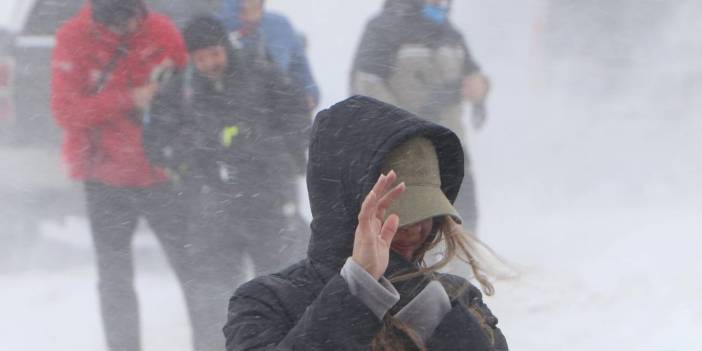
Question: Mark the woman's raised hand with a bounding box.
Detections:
[352,170,406,280]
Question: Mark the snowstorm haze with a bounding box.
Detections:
[1,0,701,350]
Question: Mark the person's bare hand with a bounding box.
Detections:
[352,170,406,280]
[463,72,490,103]
[306,95,318,111]
[132,82,158,111]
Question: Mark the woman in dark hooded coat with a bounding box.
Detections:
[223,96,507,350]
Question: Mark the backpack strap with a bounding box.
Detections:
[90,42,129,95]
[182,62,195,108]
[85,41,129,177]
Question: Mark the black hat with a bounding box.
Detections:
[92,0,145,27]
[183,16,230,53]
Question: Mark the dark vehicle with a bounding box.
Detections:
[0,0,220,267]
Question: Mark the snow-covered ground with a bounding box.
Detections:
[2,1,701,350]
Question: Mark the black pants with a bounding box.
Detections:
[184,164,310,351]
[454,166,479,233]
[85,181,194,351]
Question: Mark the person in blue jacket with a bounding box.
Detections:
[220,0,320,110]
[219,0,316,255]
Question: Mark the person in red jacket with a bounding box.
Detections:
[51,1,193,350]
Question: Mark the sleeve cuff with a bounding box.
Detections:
[340,257,400,320]
[395,280,451,342]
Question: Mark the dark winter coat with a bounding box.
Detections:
[352,0,479,80]
[146,42,309,189]
[223,95,508,350]
[350,0,480,125]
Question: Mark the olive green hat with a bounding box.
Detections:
[381,137,462,227]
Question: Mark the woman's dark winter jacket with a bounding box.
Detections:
[223,95,508,350]
[145,43,309,189]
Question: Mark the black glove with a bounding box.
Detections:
[471,101,487,130]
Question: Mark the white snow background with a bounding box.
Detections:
[1,0,701,350]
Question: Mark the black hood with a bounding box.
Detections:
[306,96,464,271]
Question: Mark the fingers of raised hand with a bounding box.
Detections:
[358,171,402,236]
[370,171,397,198]
[358,187,378,227]
[379,213,400,244]
[360,172,391,221]
[376,181,406,220]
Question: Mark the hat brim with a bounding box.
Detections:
[386,185,462,228]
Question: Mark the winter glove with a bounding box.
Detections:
[471,101,487,130]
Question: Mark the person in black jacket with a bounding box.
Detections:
[224,96,507,350]
[350,0,490,234]
[146,16,310,351]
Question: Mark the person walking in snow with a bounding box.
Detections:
[219,0,319,240]
[351,0,490,233]
[224,96,507,350]
[220,0,320,110]
[146,16,310,350]
[50,1,195,350]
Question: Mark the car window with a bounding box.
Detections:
[21,0,83,36]
[147,0,222,28]
[21,0,222,36]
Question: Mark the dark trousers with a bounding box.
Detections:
[222,164,309,275]
[184,165,309,351]
[454,166,479,233]
[85,181,193,351]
